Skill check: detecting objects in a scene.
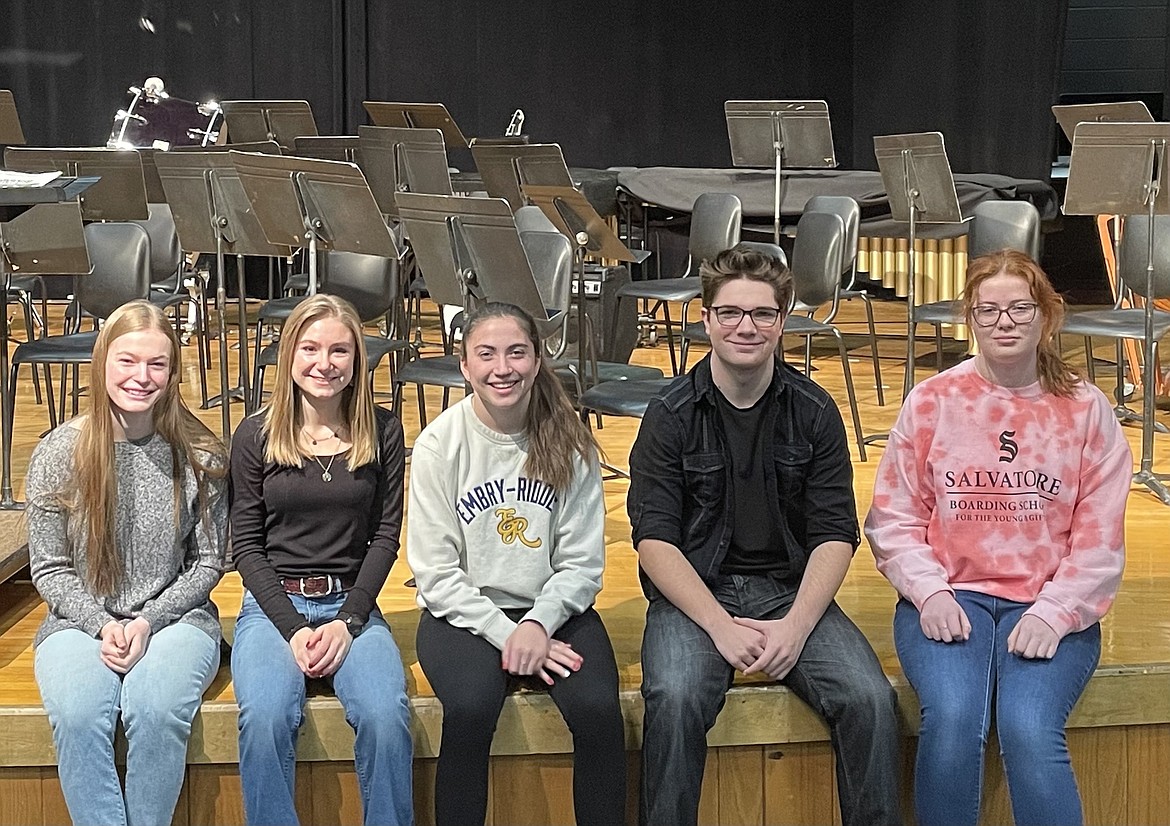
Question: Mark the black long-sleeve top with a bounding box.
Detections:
[228,407,405,640]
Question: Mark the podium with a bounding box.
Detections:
[725,100,837,244]
[873,132,967,399]
[0,180,92,508]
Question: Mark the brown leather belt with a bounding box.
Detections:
[280,575,354,597]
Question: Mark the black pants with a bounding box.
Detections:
[416,607,627,826]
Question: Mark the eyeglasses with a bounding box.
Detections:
[709,305,782,328]
[970,302,1038,328]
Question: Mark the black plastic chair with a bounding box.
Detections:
[7,222,151,435]
[615,192,742,375]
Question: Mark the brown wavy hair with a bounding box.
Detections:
[960,249,1081,398]
[700,244,795,311]
[460,302,599,491]
[258,294,378,469]
[67,300,226,596]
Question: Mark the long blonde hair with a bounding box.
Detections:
[460,302,599,491]
[960,249,1082,398]
[258,294,378,469]
[69,300,226,596]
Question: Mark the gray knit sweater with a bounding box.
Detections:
[27,423,227,647]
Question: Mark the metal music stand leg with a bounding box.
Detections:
[1135,193,1170,504]
[0,253,20,509]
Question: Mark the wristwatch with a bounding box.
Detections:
[338,613,364,638]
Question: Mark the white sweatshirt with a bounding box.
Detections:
[407,397,605,650]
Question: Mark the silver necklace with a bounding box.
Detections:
[303,426,340,482]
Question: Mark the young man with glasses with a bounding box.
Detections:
[628,245,901,826]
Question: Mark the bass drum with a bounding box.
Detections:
[107,81,221,149]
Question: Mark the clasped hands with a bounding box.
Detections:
[711,615,809,680]
[919,591,1061,659]
[291,621,352,678]
[501,619,582,686]
[100,617,152,674]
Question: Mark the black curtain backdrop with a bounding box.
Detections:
[1,1,1064,181]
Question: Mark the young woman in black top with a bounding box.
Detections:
[229,294,412,826]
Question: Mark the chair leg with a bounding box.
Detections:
[416,385,429,429]
[934,325,945,373]
[1083,336,1097,383]
[20,296,43,406]
[831,330,867,462]
[860,293,884,406]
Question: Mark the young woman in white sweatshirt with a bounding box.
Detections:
[408,302,626,826]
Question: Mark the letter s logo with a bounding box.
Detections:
[998,430,1018,463]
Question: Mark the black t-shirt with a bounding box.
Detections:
[714,388,789,577]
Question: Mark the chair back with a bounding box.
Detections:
[77,222,152,319]
[687,193,742,271]
[804,195,859,279]
[520,229,574,316]
[969,200,1041,259]
[514,205,559,234]
[1118,213,1170,299]
[789,210,846,311]
[323,251,398,323]
[132,203,183,285]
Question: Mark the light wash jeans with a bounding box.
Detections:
[34,622,219,826]
[895,590,1101,826]
[231,590,413,826]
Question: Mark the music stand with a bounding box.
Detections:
[725,100,837,244]
[393,192,473,310]
[173,140,283,155]
[230,151,401,296]
[220,100,318,151]
[358,125,454,220]
[472,143,574,213]
[0,90,26,145]
[1064,121,1170,503]
[362,101,470,148]
[292,136,359,163]
[4,147,150,222]
[521,184,643,384]
[873,132,967,400]
[155,151,291,439]
[1,186,91,508]
[1052,101,1153,145]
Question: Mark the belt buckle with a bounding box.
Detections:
[300,576,333,597]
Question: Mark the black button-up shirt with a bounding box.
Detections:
[628,355,860,600]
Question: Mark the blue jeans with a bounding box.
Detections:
[232,591,413,826]
[640,573,902,826]
[895,591,1101,826]
[35,623,219,826]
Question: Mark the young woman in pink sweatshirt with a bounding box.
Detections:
[866,250,1132,826]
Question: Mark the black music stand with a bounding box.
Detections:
[292,136,360,163]
[392,192,563,337]
[220,100,318,151]
[173,140,283,155]
[1052,102,1153,146]
[1,185,91,508]
[521,184,643,384]
[1065,121,1170,504]
[362,102,470,149]
[472,143,573,213]
[725,100,837,244]
[358,125,454,220]
[4,147,150,222]
[0,90,26,145]
[873,132,967,400]
[155,151,291,440]
[229,151,401,297]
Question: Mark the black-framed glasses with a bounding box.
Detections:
[970,302,1038,328]
[710,305,782,328]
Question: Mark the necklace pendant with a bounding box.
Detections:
[321,470,332,482]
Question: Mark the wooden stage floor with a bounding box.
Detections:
[1,297,1168,825]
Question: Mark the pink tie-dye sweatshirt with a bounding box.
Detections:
[865,359,1133,638]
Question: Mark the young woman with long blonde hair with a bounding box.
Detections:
[28,299,227,826]
[229,294,412,826]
